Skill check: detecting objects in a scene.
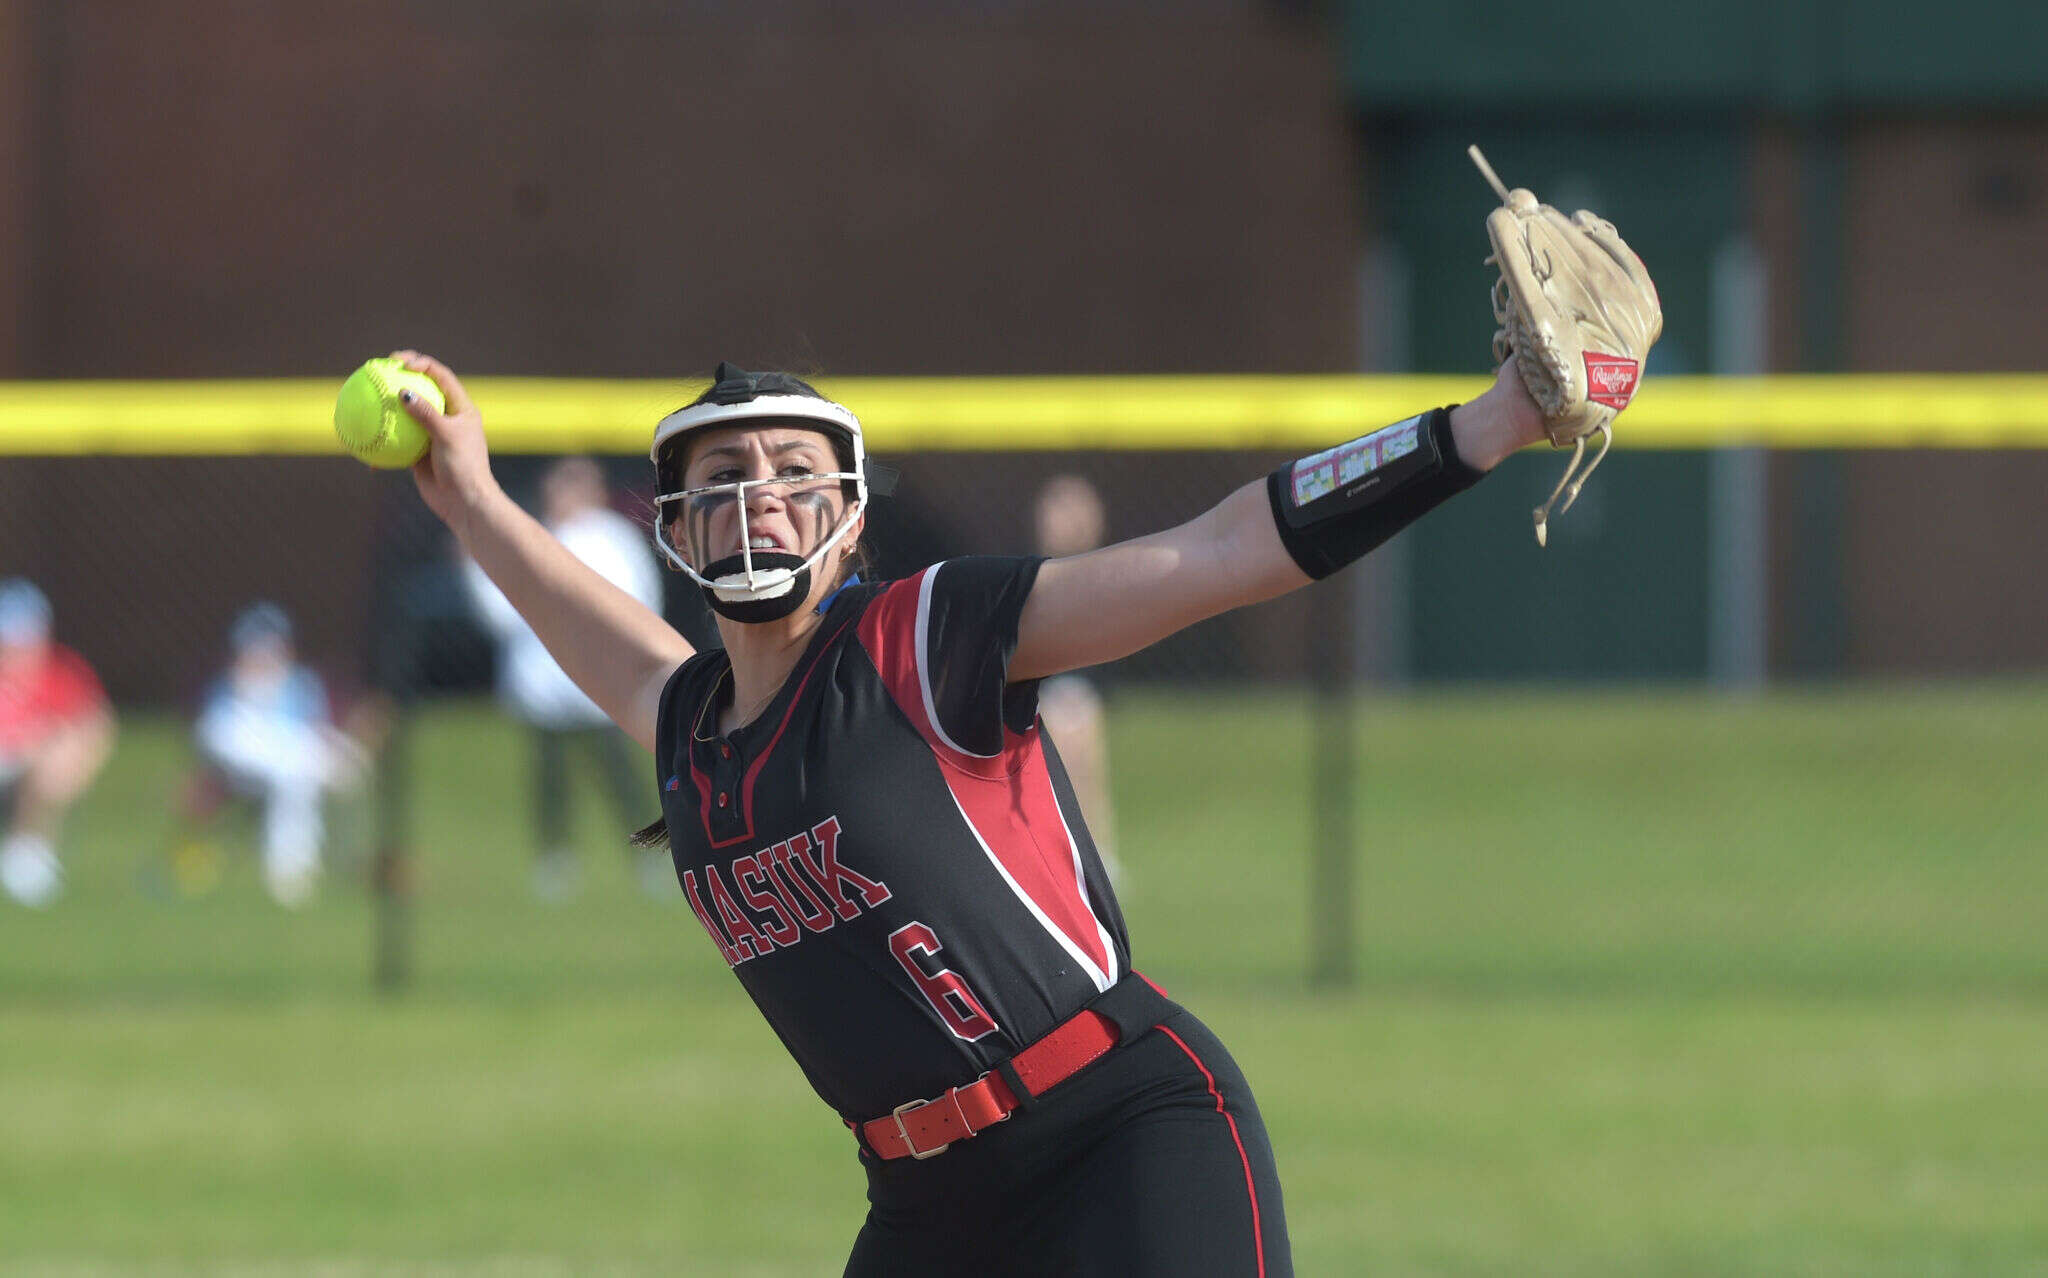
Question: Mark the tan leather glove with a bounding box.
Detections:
[1470,146,1664,545]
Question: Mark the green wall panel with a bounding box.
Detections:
[1374,116,1737,376]
[1345,0,2048,109]
[1346,2,1789,109]
[1373,117,1740,678]
[1343,0,2048,109]
[1407,451,1713,680]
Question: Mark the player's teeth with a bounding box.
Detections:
[749,538,778,549]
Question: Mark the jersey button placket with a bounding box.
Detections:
[709,738,744,833]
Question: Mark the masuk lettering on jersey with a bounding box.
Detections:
[653,556,1132,1122]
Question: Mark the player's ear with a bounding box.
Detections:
[839,509,865,558]
[838,525,875,588]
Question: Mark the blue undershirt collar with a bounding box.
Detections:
[816,572,861,614]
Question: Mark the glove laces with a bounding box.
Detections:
[1531,423,1611,547]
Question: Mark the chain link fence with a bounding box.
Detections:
[4,442,2044,998]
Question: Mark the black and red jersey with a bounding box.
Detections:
[653,556,1131,1122]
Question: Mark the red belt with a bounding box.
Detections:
[854,1001,1123,1161]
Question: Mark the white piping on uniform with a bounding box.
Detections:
[1043,773,1120,989]
[942,784,1114,995]
[913,560,1115,992]
[915,564,999,759]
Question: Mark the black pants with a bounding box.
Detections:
[532,725,644,852]
[845,989,1290,1278]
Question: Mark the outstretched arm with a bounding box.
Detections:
[394,352,694,752]
[1012,363,1543,682]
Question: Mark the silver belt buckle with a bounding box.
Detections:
[888,1073,1009,1160]
[891,1097,951,1160]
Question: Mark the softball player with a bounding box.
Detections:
[190,603,372,906]
[1032,475,1120,877]
[390,349,1548,1276]
[0,579,116,907]
[463,456,666,900]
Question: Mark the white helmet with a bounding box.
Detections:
[650,364,885,623]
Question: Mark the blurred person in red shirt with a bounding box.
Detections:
[0,578,116,907]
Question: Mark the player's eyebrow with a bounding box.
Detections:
[695,437,825,462]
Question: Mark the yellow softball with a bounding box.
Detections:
[333,357,443,469]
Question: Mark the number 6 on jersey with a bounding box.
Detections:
[889,921,1001,1042]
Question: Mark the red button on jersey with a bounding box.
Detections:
[716,792,729,808]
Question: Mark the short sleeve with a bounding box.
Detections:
[45,648,106,719]
[561,511,664,613]
[915,556,1045,756]
[289,669,331,726]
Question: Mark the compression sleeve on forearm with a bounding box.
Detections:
[1264,406,1486,580]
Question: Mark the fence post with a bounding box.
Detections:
[1308,571,1357,988]
[369,488,422,995]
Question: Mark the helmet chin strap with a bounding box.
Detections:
[685,506,862,624]
[697,551,812,623]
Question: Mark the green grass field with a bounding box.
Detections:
[4,687,2046,1275]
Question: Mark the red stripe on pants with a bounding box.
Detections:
[1155,1023,1266,1278]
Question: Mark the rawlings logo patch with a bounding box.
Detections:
[1583,353,1639,410]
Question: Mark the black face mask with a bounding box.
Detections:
[695,551,812,624]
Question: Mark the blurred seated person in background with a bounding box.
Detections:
[180,602,382,907]
[0,578,116,907]
[464,456,666,901]
[1033,475,1119,879]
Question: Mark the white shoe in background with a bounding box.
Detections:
[263,848,320,908]
[1,835,63,908]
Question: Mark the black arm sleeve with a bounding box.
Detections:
[1265,406,1486,580]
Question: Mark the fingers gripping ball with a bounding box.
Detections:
[334,358,442,468]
